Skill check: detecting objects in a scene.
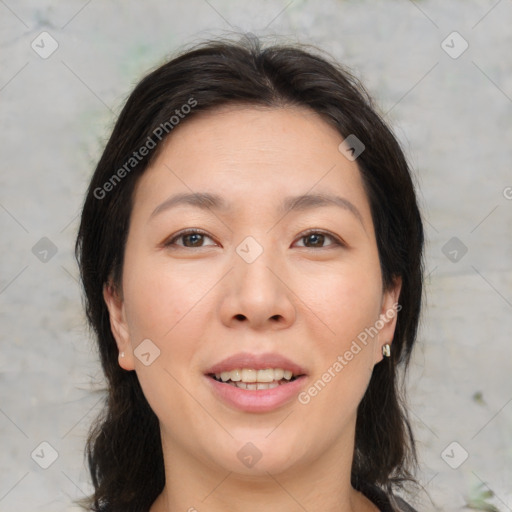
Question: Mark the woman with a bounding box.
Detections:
[75,35,424,512]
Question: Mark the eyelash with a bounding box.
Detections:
[163,228,344,250]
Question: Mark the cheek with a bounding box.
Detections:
[296,256,383,345]
[122,250,205,342]
[121,256,212,423]
[294,256,382,407]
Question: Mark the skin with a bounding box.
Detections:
[104,105,401,512]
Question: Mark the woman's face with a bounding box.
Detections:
[104,106,400,477]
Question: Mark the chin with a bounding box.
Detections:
[205,433,306,477]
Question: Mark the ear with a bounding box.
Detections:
[373,276,402,364]
[103,281,135,371]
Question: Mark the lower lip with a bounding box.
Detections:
[205,375,308,413]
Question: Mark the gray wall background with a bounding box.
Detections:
[1,1,511,510]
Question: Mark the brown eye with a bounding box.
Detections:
[164,229,216,248]
[295,230,341,249]
[304,233,326,248]
[181,233,206,247]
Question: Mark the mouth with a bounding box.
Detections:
[204,352,308,412]
[207,367,304,390]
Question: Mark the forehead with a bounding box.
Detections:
[158,105,342,167]
[132,105,372,225]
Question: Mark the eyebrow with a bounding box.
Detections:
[149,191,364,226]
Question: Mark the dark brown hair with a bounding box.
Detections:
[75,34,424,511]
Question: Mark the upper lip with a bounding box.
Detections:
[205,352,307,376]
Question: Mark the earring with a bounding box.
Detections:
[382,344,391,358]
[119,351,125,358]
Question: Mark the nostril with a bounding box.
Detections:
[234,314,246,321]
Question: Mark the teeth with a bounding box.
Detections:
[213,368,298,384]
[224,381,280,390]
[256,369,274,382]
[257,382,279,390]
[241,369,257,383]
[230,369,241,382]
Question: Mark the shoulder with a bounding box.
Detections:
[355,480,418,512]
[393,495,418,512]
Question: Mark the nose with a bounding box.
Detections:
[219,241,297,331]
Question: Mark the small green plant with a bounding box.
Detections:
[464,483,500,511]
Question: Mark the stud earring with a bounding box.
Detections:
[119,352,125,358]
[382,344,391,358]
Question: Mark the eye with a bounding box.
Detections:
[164,229,217,248]
[294,229,343,249]
[163,229,343,250]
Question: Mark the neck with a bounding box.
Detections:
[150,430,378,512]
